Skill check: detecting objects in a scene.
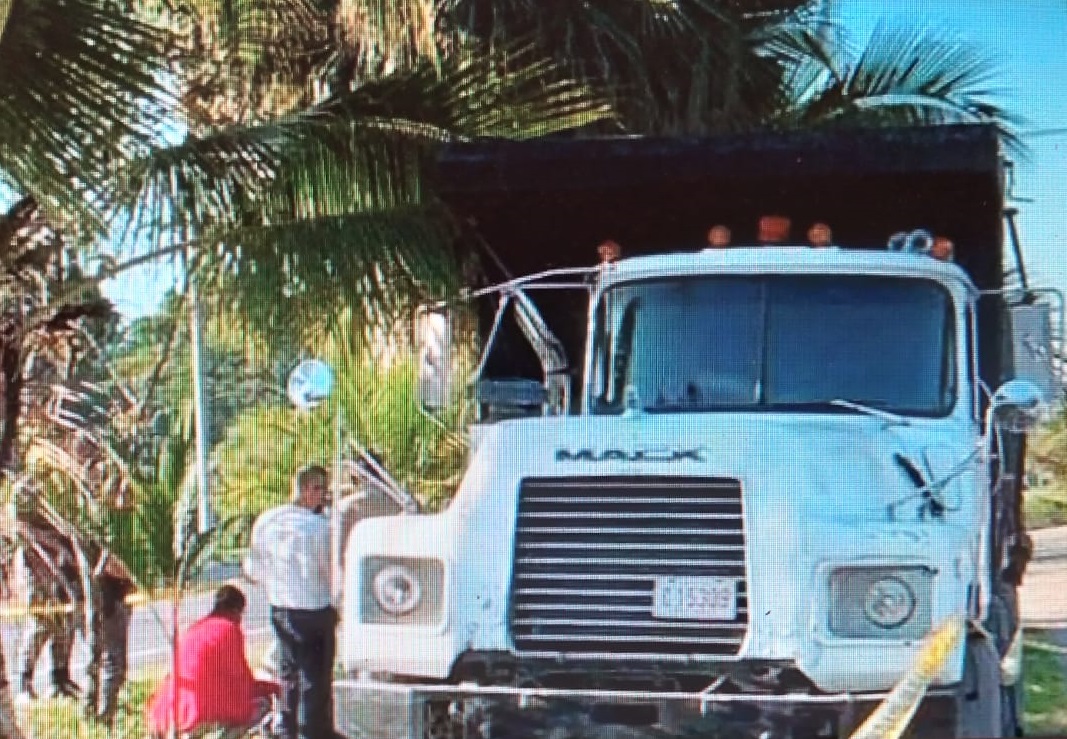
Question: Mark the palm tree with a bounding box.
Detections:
[340,0,1022,139]
[107,0,614,344]
[0,0,170,232]
[111,1,1025,348]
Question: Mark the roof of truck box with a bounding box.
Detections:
[433,123,1006,293]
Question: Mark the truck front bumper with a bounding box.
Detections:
[333,678,958,739]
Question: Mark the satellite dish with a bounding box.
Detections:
[287,359,335,411]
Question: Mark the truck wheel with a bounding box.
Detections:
[953,634,1004,738]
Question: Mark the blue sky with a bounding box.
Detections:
[89,0,1067,321]
[834,0,1067,300]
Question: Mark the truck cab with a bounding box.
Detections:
[332,125,1062,739]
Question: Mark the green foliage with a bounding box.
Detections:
[1024,636,1067,735]
[0,0,170,230]
[780,21,1025,153]
[214,313,472,530]
[98,423,193,588]
[1026,404,1067,528]
[22,678,155,738]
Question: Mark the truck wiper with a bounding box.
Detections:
[773,399,910,427]
[828,399,911,427]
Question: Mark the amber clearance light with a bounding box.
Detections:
[597,240,622,264]
[931,237,954,261]
[758,215,791,244]
[807,222,833,248]
[707,225,732,248]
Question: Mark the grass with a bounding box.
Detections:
[1024,633,1067,735]
[20,678,157,738]
[1025,482,1067,530]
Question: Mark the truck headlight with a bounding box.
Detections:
[373,565,421,615]
[863,576,915,628]
[828,566,934,640]
[360,556,445,626]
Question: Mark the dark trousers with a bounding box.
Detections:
[84,603,130,725]
[270,605,337,739]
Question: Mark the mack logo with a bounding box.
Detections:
[555,447,704,463]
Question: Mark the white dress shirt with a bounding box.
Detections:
[246,503,332,610]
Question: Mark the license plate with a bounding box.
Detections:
[652,576,737,621]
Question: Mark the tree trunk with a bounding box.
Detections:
[0,338,24,474]
[0,322,28,738]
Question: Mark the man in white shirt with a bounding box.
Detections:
[245,464,337,739]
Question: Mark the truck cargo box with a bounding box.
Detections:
[432,124,1013,399]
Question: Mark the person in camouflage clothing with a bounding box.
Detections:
[13,511,83,702]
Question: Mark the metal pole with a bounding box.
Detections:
[331,403,344,603]
[189,276,214,533]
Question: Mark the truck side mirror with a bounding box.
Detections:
[1008,298,1062,406]
[990,378,1046,434]
[417,307,453,411]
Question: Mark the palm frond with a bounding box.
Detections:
[782,22,1027,155]
[112,123,289,250]
[324,39,615,139]
[436,0,793,135]
[0,0,171,231]
[168,0,332,126]
[203,205,459,339]
[112,38,611,339]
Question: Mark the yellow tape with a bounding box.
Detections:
[0,590,154,618]
[848,617,965,739]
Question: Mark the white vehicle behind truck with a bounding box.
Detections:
[332,125,1063,739]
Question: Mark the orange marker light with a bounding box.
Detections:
[707,225,732,248]
[597,240,622,264]
[807,223,833,248]
[759,215,791,244]
[931,237,954,261]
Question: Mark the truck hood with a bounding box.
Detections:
[454,412,982,525]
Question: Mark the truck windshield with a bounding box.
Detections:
[588,275,957,417]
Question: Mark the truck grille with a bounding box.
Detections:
[510,476,748,658]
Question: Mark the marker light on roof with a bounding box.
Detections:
[758,215,791,244]
[597,240,622,264]
[807,223,833,248]
[707,225,732,247]
[931,237,955,261]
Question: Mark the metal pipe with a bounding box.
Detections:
[188,277,214,533]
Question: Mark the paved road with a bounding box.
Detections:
[1021,525,1067,633]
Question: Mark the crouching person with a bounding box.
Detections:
[148,585,281,739]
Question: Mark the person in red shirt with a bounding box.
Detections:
[148,584,280,739]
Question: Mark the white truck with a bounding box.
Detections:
[332,124,1064,739]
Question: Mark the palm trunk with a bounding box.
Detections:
[0,338,24,473]
[0,326,28,739]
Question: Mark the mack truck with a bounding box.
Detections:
[331,124,1065,739]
